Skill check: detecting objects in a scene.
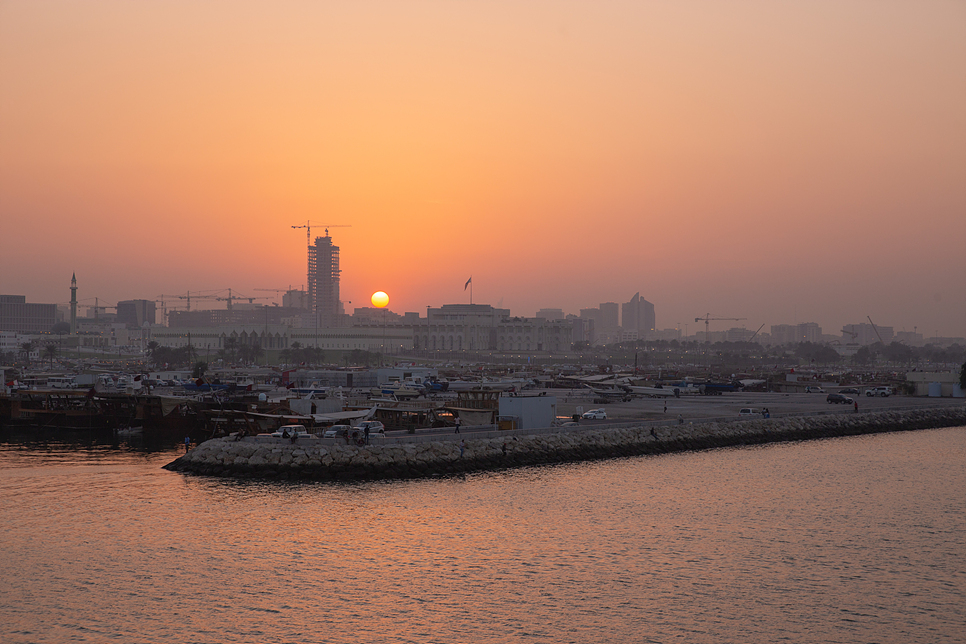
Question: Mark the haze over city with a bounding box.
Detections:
[1,1,964,337]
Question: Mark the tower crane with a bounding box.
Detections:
[695,314,747,341]
[170,291,219,312]
[254,287,292,305]
[214,289,272,311]
[291,221,352,247]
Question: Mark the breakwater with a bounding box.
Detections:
[163,406,966,481]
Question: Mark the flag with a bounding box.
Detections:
[464,276,472,290]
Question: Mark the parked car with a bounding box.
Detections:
[805,386,826,393]
[323,424,352,438]
[270,424,312,438]
[866,387,892,397]
[353,420,386,433]
[582,409,607,420]
[827,394,854,404]
[839,387,860,395]
[738,408,761,416]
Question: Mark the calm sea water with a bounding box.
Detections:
[1,427,964,644]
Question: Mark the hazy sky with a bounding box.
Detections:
[2,1,964,338]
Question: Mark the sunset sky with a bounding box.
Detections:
[1,1,964,338]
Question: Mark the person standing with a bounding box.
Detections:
[854,400,858,413]
[663,401,667,413]
[459,439,465,458]
[454,416,461,434]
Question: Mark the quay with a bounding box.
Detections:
[164,404,966,481]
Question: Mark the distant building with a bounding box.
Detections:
[167,306,306,329]
[725,327,757,343]
[352,307,403,324]
[116,300,156,328]
[307,233,342,327]
[405,304,572,352]
[571,317,595,345]
[923,336,966,348]
[621,292,655,339]
[149,324,413,354]
[620,330,639,343]
[649,328,681,342]
[842,323,893,346]
[770,322,823,345]
[894,331,923,347]
[535,308,564,320]
[599,302,619,335]
[0,295,56,333]
[0,331,25,352]
[282,289,308,310]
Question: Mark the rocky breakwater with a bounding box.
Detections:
[163,406,966,481]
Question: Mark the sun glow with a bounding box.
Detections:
[371,291,389,308]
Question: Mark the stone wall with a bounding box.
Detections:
[163,407,966,481]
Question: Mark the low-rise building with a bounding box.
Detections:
[905,371,965,397]
[0,295,56,334]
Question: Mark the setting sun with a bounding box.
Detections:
[371,291,389,308]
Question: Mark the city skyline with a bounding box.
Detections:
[3,271,962,346]
[1,2,964,338]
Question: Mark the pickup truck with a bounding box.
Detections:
[866,386,892,397]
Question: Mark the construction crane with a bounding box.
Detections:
[79,297,116,321]
[214,289,272,311]
[291,221,352,247]
[695,314,747,341]
[867,316,885,344]
[843,325,859,343]
[170,291,219,312]
[748,322,766,343]
[254,287,292,305]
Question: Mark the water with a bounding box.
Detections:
[1,428,964,643]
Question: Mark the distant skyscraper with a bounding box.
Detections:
[599,302,619,333]
[308,233,341,327]
[622,292,655,338]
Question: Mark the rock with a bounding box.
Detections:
[165,408,966,482]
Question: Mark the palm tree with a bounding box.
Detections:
[43,344,58,369]
[223,337,239,363]
[19,341,35,366]
[239,343,263,365]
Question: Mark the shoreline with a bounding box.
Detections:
[163,406,966,481]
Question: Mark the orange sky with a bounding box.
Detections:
[1,1,964,338]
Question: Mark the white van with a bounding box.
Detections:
[738,408,761,417]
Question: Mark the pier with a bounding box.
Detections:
[164,405,966,481]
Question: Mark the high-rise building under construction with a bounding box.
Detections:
[307,232,342,327]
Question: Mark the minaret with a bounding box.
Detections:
[70,273,78,335]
